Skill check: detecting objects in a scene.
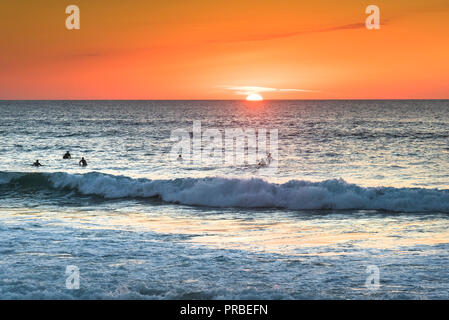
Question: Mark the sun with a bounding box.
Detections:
[246,93,263,101]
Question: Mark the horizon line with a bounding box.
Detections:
[1,98,449,101]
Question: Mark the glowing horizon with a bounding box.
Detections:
[1,0,448,100]
[246,93,263,101]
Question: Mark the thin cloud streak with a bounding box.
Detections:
[220,85,320,96]
[211,22,382,44]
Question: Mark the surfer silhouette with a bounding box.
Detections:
[258,158,267,167]
[79,157,87,167]
[63,151,71,159]
[266,153,273,165]
[32,160,42,167]
[177,154,183,161]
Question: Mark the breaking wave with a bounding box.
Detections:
[1,171,449,212]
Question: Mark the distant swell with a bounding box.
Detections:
[1,171,449,213]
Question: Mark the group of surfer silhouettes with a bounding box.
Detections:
[32,151,87,167]
[34,151,272,168]
[176,152,273,167]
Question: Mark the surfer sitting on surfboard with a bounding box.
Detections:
[63,151,71,159]
[79,157,88,167]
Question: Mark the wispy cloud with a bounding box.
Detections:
[211,22,380,44]
[220,85,319,96]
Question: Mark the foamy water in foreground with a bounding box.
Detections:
[1,100,449,299]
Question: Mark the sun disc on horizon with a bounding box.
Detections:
[246,93,263,101]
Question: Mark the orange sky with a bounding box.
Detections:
[0,0,448,99]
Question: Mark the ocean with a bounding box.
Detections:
[1,100,449,299]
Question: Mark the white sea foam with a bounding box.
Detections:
[3,171,448,212]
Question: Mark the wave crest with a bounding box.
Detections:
[1,171,449,212]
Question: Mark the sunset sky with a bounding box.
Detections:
[1,0,448,99]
